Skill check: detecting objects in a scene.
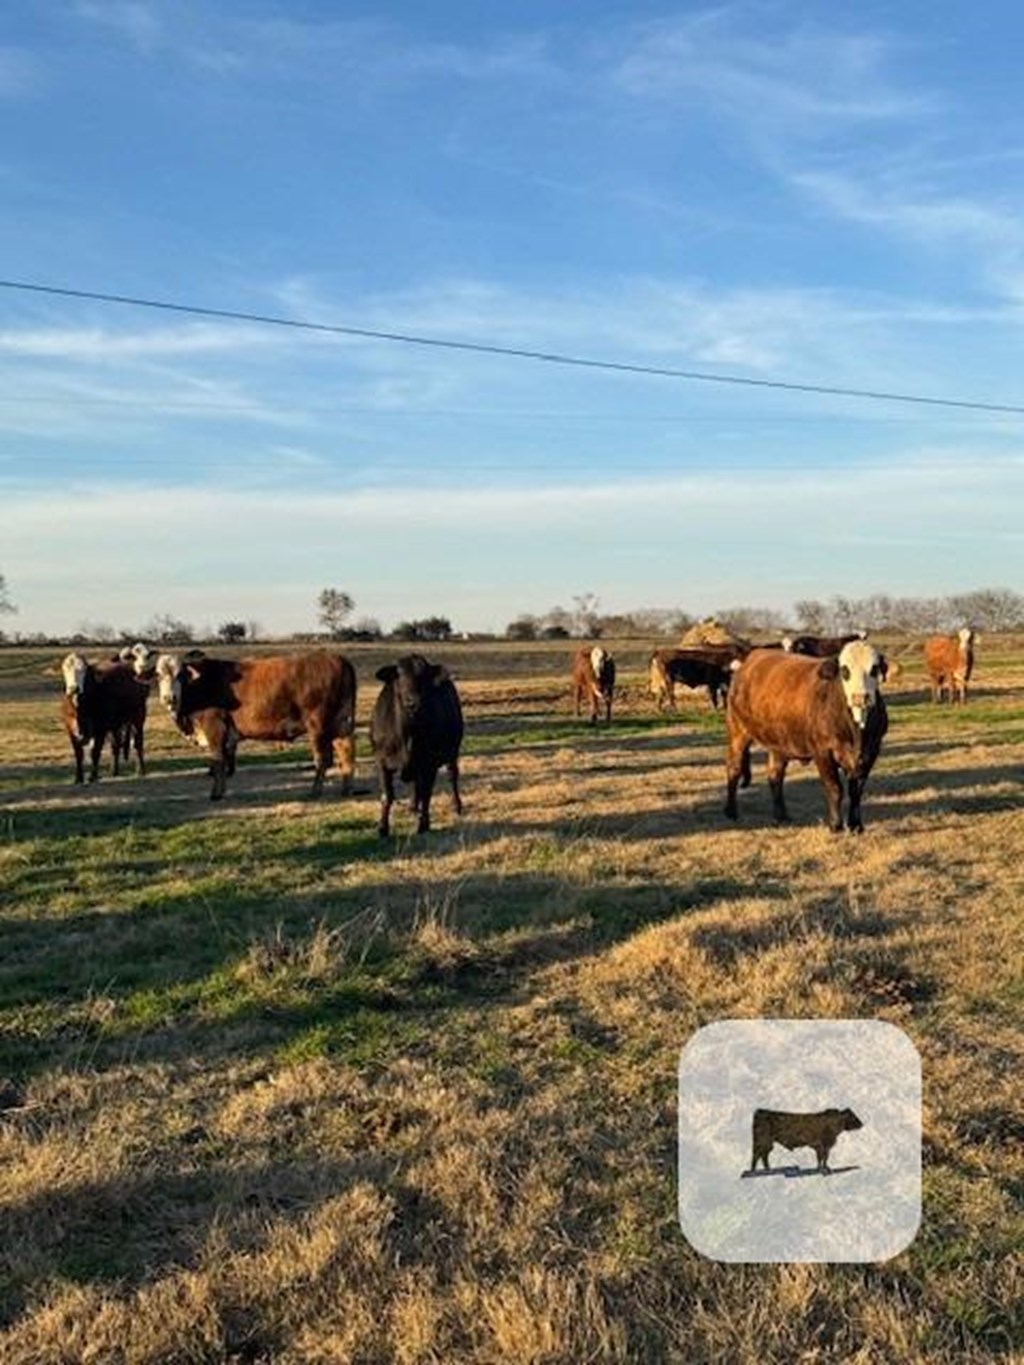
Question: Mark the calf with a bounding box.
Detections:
[649,646,738,711]
[749,1107,863,1173]
[923,628,974,703]
[783,632,864,658]
[724,640,888,832]
[155,652,356,800]
[370,654,464,836]
[60,652,148,783]
[573,646,616,725]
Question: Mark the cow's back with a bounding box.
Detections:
[728,650,823,747]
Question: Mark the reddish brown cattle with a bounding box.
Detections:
[649,646,739,711]
[923,627,974,703]
[155,652,356,800]
[724,640,888,832]
[749,1107,863,1173]
[572,645,616,725]
[60,652,148,784]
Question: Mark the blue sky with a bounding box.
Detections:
[2,2,1023,634]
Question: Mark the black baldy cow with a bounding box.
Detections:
[370,654,464,836]
[749,1107,863,1174]
[572,645,615,725]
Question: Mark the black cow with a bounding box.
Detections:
[749,1107,863,1173]
[370,654,464,836]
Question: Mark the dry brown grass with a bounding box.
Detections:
[0,640,1022,1361]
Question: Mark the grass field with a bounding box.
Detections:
[1,639,1022,1362]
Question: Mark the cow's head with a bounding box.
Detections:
[820,640,884,729]
[958,626,975,651]
[377,655,447,721]
[781,636,794,652]
[649,653,669,699]
[129,641,154,676]
[840,1108,863,1132]
[61,653,89,736]
[155,653,183,713]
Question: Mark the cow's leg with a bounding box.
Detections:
[70,736,85,785]
[448,758,463,815]
[605,693,612,725]
[134,721,146,777]
[766,752,790,824]
[415,767,438,834]
[846,769,865,833]
[332,733,355,795]
[815,753,844,832]
[111,728,122,777]
[306,723,332,798]
[724,729,751,820]
[817,1144,831,1173]
[378,765,395,837]
[88,731,105,783]
[574,684,582,718]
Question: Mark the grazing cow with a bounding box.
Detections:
[573,646,616,725]
[749,1107,863,1174]
[783,632,864,658]
[60,652,148,783]
[923,628,975,704]
[649,647,738,711]
[370,654,464,836]
[724,640,888,832]
[155,652,356,800]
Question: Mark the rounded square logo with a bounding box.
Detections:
[678,1019,921,1263]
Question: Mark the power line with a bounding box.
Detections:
[2,276,1024,417]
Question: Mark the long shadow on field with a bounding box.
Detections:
[0,1150,404,1340]
[0,861,778,1085]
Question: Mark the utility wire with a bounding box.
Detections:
[2,277,1024,417]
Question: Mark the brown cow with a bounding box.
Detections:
[572,645,615,725]
[155,652,356,800]
[724,640,888,832]
[923,627,974,703]
[60,652,148,783]
[749,1107,863,1173]
[649,646,738,711]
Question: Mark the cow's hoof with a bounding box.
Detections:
[377,827,389,839]
[724,806,738,821]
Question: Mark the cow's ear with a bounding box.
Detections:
[430,664,450,684]
[375,665,399,683]
[818,657,839,681]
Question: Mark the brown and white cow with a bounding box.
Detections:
[155,652,356,800]
[923,627,975,704]
[60,652,149,783]
[572,645,615,725]
[724,640,888,832]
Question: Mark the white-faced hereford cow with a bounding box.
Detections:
[370,654,465,837]
[155,652,356,800]
[724,640,888,832]
[749,1107,863,1174]
[60,652,149,784]
[572,646,616,725]
[923,628,975,704]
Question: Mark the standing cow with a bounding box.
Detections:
[724,640,888,832]
[154,652,356,800]
[60,652,149,783]
[649,646,738,711]
[749,1107,863,1174]
[370,654,464,837]
[923,628,975,704]
[573,646,615,725]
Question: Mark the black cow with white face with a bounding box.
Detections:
[370,654,464,836]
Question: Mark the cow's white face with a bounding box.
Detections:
[130,641,153,675]
[155,653,182,710]
[958,627,974,650]
[590,647,607,677]
[61,652,87,698]
[781,637,793,652]
[837,640,883,729]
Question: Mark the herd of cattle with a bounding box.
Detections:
[55,626,977,834]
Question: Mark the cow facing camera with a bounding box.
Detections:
[678,1020,921,1263]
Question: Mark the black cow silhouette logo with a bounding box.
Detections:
[747,1107,863,1175]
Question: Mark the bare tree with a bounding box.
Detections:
[572,592,601,637]
[318,588,355,639]
[0,574,15,616]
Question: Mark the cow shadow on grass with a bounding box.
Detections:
[0,859,781,1087]
[0,1150,426,1341]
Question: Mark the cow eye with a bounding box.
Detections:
[840,665,850,681]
